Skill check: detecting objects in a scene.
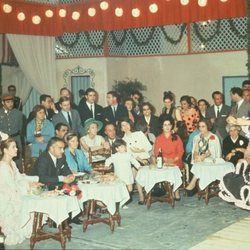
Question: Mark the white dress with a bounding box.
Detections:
[0,160,38,245]
[80,134,105,162]
[123,131,152,160]
[105,152,140,185]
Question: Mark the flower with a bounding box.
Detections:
[209,135,215,140]
[239,140,244,146]
[62,184,82,199]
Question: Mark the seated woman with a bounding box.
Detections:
[136,102,160,137]
[80,118,109,163]
[26,105,55,159]
[64,132,92,173]
[222,125,248,166]
[185,119,222,194]
[154,116,184,200]
[119,118,152,166]
[0,136,40,245]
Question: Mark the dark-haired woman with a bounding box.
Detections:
[0,137,40,245]
[198,99,210,119]
[178,95,200,134]
[124,98,138,125]
[26,105,55,158]
[136,102,159,137]
[160,92,177,121]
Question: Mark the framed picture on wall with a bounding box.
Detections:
[222,75,248,106]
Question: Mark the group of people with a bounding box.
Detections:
[0,80,249,246]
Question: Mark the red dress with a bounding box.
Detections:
[154,133,184,168]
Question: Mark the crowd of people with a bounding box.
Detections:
[0,81,249,245]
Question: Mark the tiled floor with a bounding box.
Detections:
[6,194,249,250]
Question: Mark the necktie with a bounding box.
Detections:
[113,106,116,118]
[90,104,94,118]
[235,104,238,114]
[67,112,72,128]
[56,159,60,175]
[72,153,80,172]
[216,106,220,118]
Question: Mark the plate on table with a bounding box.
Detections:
[74,172,86,177]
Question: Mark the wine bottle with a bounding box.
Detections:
[157,148,163,169]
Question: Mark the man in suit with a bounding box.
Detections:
[78,88,104,125]
[229,87,250,137]
[55,87,78,112]
[103,91,128,125]
[206,91,231,143]
[8,85,22,111]
[40,94,58,121]
[55,123,69,139]
[32,137,74,186]
[0,94,23,170]
[52,96,84,136]
[104,123,120,154]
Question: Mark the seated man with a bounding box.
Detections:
[55,122,69,139]
[32,137,75,188]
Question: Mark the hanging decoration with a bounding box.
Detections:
[193,20,221,44]
[247,0,250,78]
[129,28,155,47]
[160,24,187,45]
[228,19,247,40]
[110,30,127,47]
[57,33,80,48]
[84,31,107,49]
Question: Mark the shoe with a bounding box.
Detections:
[71,217,83,225]
[185,188,195,197]
[138,201,144,205]
[122,205,129,209]
[175,197,181,201]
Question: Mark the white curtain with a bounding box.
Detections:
[1,66,32,104]
[6,34,59,99]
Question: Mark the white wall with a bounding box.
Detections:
[2,50,247,112]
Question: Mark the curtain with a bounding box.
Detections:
[1,66,32,104]
[6,34,59,99]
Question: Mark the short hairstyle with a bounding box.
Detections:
[46,137,65,151]
[135,120,148,133]
[40,94,51,104]
[79,89,85,96]
[180,95,192,106]
[242,80,250,87]
[113,139,127,149]
[107,91,120,102]
[60,87,71,95]
[8,85,16,91]
[85,88,96,95]
[198,99,210,107]
[212,91,224,99]
[130,90,142,100]
[198,118,213,131]
[59,96,70,104]
[230,87,243,97]
[123,97,135,107]
[64,132,78,144]
[104,122,116,130]
[32,105,46,117]
[160,115,175,130]
[55,122,69,131]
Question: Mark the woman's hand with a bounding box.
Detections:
[63,174,75,184]
[35,136,44,143]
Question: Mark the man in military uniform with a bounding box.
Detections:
[0,94,23,170]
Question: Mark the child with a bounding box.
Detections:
[105,139,140,209]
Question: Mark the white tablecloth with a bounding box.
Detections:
[135,166,183,193]
[21,195,81,228]
[78,180,130,215]
[191,161,235,190]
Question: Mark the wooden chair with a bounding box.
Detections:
[88,148,112,175]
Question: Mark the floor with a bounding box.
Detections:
[6,194,249,250]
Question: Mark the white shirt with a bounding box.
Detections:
[144,116,151,125]
[237,98,244,111]
[86,101,95,118]
[61,110,72,123]
[214,104,222,117]
[49,152,64,182]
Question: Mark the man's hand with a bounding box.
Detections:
[63,174,75,184]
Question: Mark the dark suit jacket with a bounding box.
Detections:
[206,104,231,139]
[103,104,128,125]
[52,109,84,136]
[32,151,72,185]
[136,115,160,136]
[78,101,104,124]
[46,108,56,121]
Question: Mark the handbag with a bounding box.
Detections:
[151,182,166,197]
